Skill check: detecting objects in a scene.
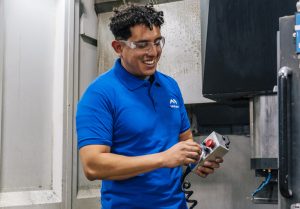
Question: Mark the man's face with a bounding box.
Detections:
[119,24,163,79]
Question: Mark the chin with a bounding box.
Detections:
[146,65,157,72]
[144,69,156,76]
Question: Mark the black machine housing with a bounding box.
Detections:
[202,0,295,101]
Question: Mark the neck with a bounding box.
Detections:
[120,59,152,80]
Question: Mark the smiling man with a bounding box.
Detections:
[76,3,222,209]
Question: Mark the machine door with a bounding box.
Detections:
[278,15,300,208]
[0,0,73,208]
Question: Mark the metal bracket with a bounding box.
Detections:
[80,34,97,47]
[80,1,97,47]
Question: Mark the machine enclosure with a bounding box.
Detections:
[278,15,300,208]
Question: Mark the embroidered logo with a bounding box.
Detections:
[169,98,179,108]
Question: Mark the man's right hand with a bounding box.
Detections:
[161,141,201,168]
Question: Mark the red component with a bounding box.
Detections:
[205,139,215,148]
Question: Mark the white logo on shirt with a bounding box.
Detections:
[169,99,179,108]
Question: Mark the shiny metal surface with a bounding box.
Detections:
[250,95,278,159]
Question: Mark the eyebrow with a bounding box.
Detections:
[134,36,163,43]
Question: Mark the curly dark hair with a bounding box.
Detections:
[109,3,164,40]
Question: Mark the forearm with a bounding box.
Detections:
[80,138,201,181]
[82,151,164,181]
[179,129,193,142]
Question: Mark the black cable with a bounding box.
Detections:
[181,166,198,209]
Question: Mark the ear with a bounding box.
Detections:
[112,40,123,56]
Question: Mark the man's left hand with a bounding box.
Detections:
[194,157,223,178]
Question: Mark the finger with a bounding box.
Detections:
[184,140,199,145]
[204,160,220,169]
[186,152,201,160]
[199,173,207,178]
[184,157,199,165]
[195,169,208,178]
[215,157,224,163]
[183,141,202,149]
[197,166,214,175]
[184,144,201,153]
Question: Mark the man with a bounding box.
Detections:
[76,3,222,209]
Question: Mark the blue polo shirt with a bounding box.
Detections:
[76,59,190,209]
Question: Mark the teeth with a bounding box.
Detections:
[144,60,155,65]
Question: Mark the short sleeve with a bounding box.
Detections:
[76,84,114,149]
[172,80,190,133]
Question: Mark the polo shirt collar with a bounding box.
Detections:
[113,58,162,90]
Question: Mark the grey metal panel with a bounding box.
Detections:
[0,190,61,208]
[97,0,213,104]
[72,1,81,208]
[1,203,61,209]
[0,0,4,185]
[97,12,117,76]
[158,0,210,104]
[64,0,77,209]
[77,0,101,186]
[1,0,53,192]
[250,95,278,159]
[279,15,300,209]
[0,0,73,208]
[73,0,101,208]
